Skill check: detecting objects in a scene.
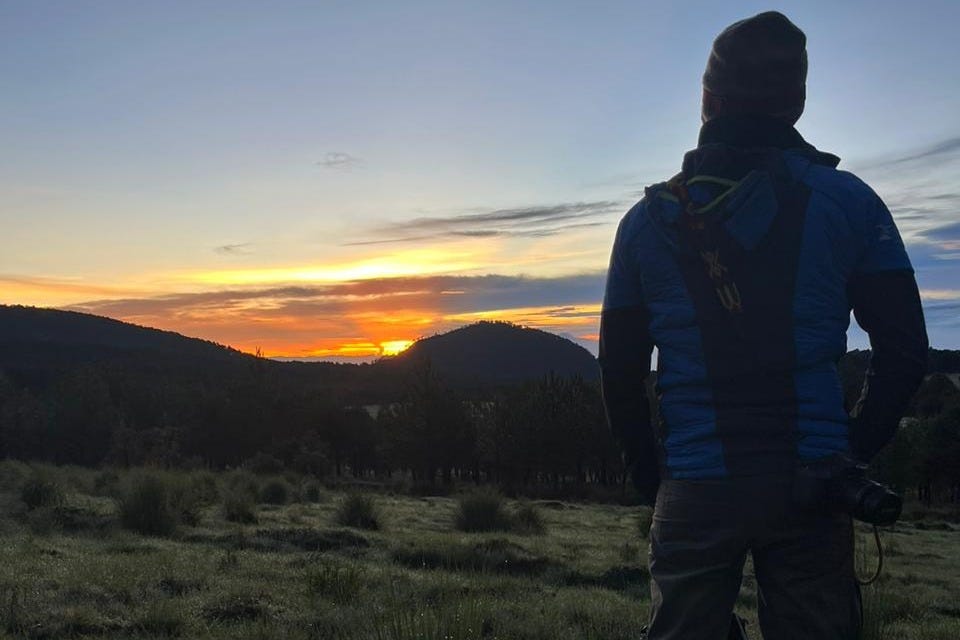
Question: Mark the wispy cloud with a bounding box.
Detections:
[64,273,606,358]
[215,243,254,255]
[348,200,622,245]
[863,137,960,169]
[856,134,960,267]
[317,151,363,170]
[1,274,148,306]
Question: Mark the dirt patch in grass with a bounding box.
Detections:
[184,526,370,553]
[548,564,649,598]
[392,537,556,576]
[103,540,162,555]
[201,593,277,623]
[157,576,207,597]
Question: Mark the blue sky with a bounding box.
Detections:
[1,1,958,356]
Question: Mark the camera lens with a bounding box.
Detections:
[856,484,902,526]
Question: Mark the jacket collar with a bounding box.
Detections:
[698,116,840,167]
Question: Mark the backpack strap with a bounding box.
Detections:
[666,174,744,315]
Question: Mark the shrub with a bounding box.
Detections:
[514,501,546,535]
[226,471,259,499]
[25,506,60,535]
[168,476,204,527]
[93,469,121,497]
[334,492,382,530]
[223,488,258,524]
[119,474,178,536]
[302,480,323,503]
[259,479,291,505]
[20,473,64,511]
[454,490,511,533]
[188,471,220,505]
[0,459,32,491]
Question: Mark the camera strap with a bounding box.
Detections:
[857,525,885,586]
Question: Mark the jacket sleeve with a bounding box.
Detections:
[599,217,657,474]
[847,195,929,462]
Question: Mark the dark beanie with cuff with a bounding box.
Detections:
[703,11,807,121]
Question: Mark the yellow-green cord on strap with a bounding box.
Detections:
[686,175,739,188]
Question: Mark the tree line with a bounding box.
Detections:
[0,359,621,494]
[1,358,958,502]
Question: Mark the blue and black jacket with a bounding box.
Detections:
[600,116,928,484]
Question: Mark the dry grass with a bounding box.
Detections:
[0,462,957,639]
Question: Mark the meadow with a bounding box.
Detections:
[0,462,957,640]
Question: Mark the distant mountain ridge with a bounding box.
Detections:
[0,305,250,362]
[0,306,598,391]
[4,305,959,395]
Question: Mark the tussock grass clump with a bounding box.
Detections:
[222,471,259,523]
[201,592,273,623]
[301,480,323,503]
[223,489,258,524]
[168,477,205,527]
[454,490,511,533]
[0,459,31,491]
[226,470,260,496]
[369,599,490,640]
[187,470,220,505]
[514,501,546,535]
[259,479,291,505]
[335,492,382,530]
[119,473,179,536]
[20,472,64,511]
[93,469,121,497]
[305,560,365,603]
[137,599,187,636]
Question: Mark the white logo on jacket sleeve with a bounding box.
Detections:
[876,224,894,242]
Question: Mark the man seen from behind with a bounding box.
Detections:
[599,11,929,639]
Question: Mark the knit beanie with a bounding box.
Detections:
[703,11,807,119]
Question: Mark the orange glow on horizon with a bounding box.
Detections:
[6,268,606,360]
[182,248,485,287]
[379,339,414,356]
[233,303,602,359]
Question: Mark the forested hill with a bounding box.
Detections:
[2,305,959,475]
[0,306,598,392]
[382,321,599,385]
[0,305,251,363]
[3,305,959,391]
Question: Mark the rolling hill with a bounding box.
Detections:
[0,306,598,392]
[385,321,600,386]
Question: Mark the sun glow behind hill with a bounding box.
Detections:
[379,340,415,356]
[6,234,607,360]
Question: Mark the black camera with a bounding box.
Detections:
[794,455,902,526]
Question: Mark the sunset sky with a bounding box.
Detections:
[3,1,959,359]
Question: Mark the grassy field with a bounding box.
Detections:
[0,462,958,639]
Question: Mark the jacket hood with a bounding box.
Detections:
[644,122,839,256]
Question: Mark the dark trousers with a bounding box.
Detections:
[646,475,861,640]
